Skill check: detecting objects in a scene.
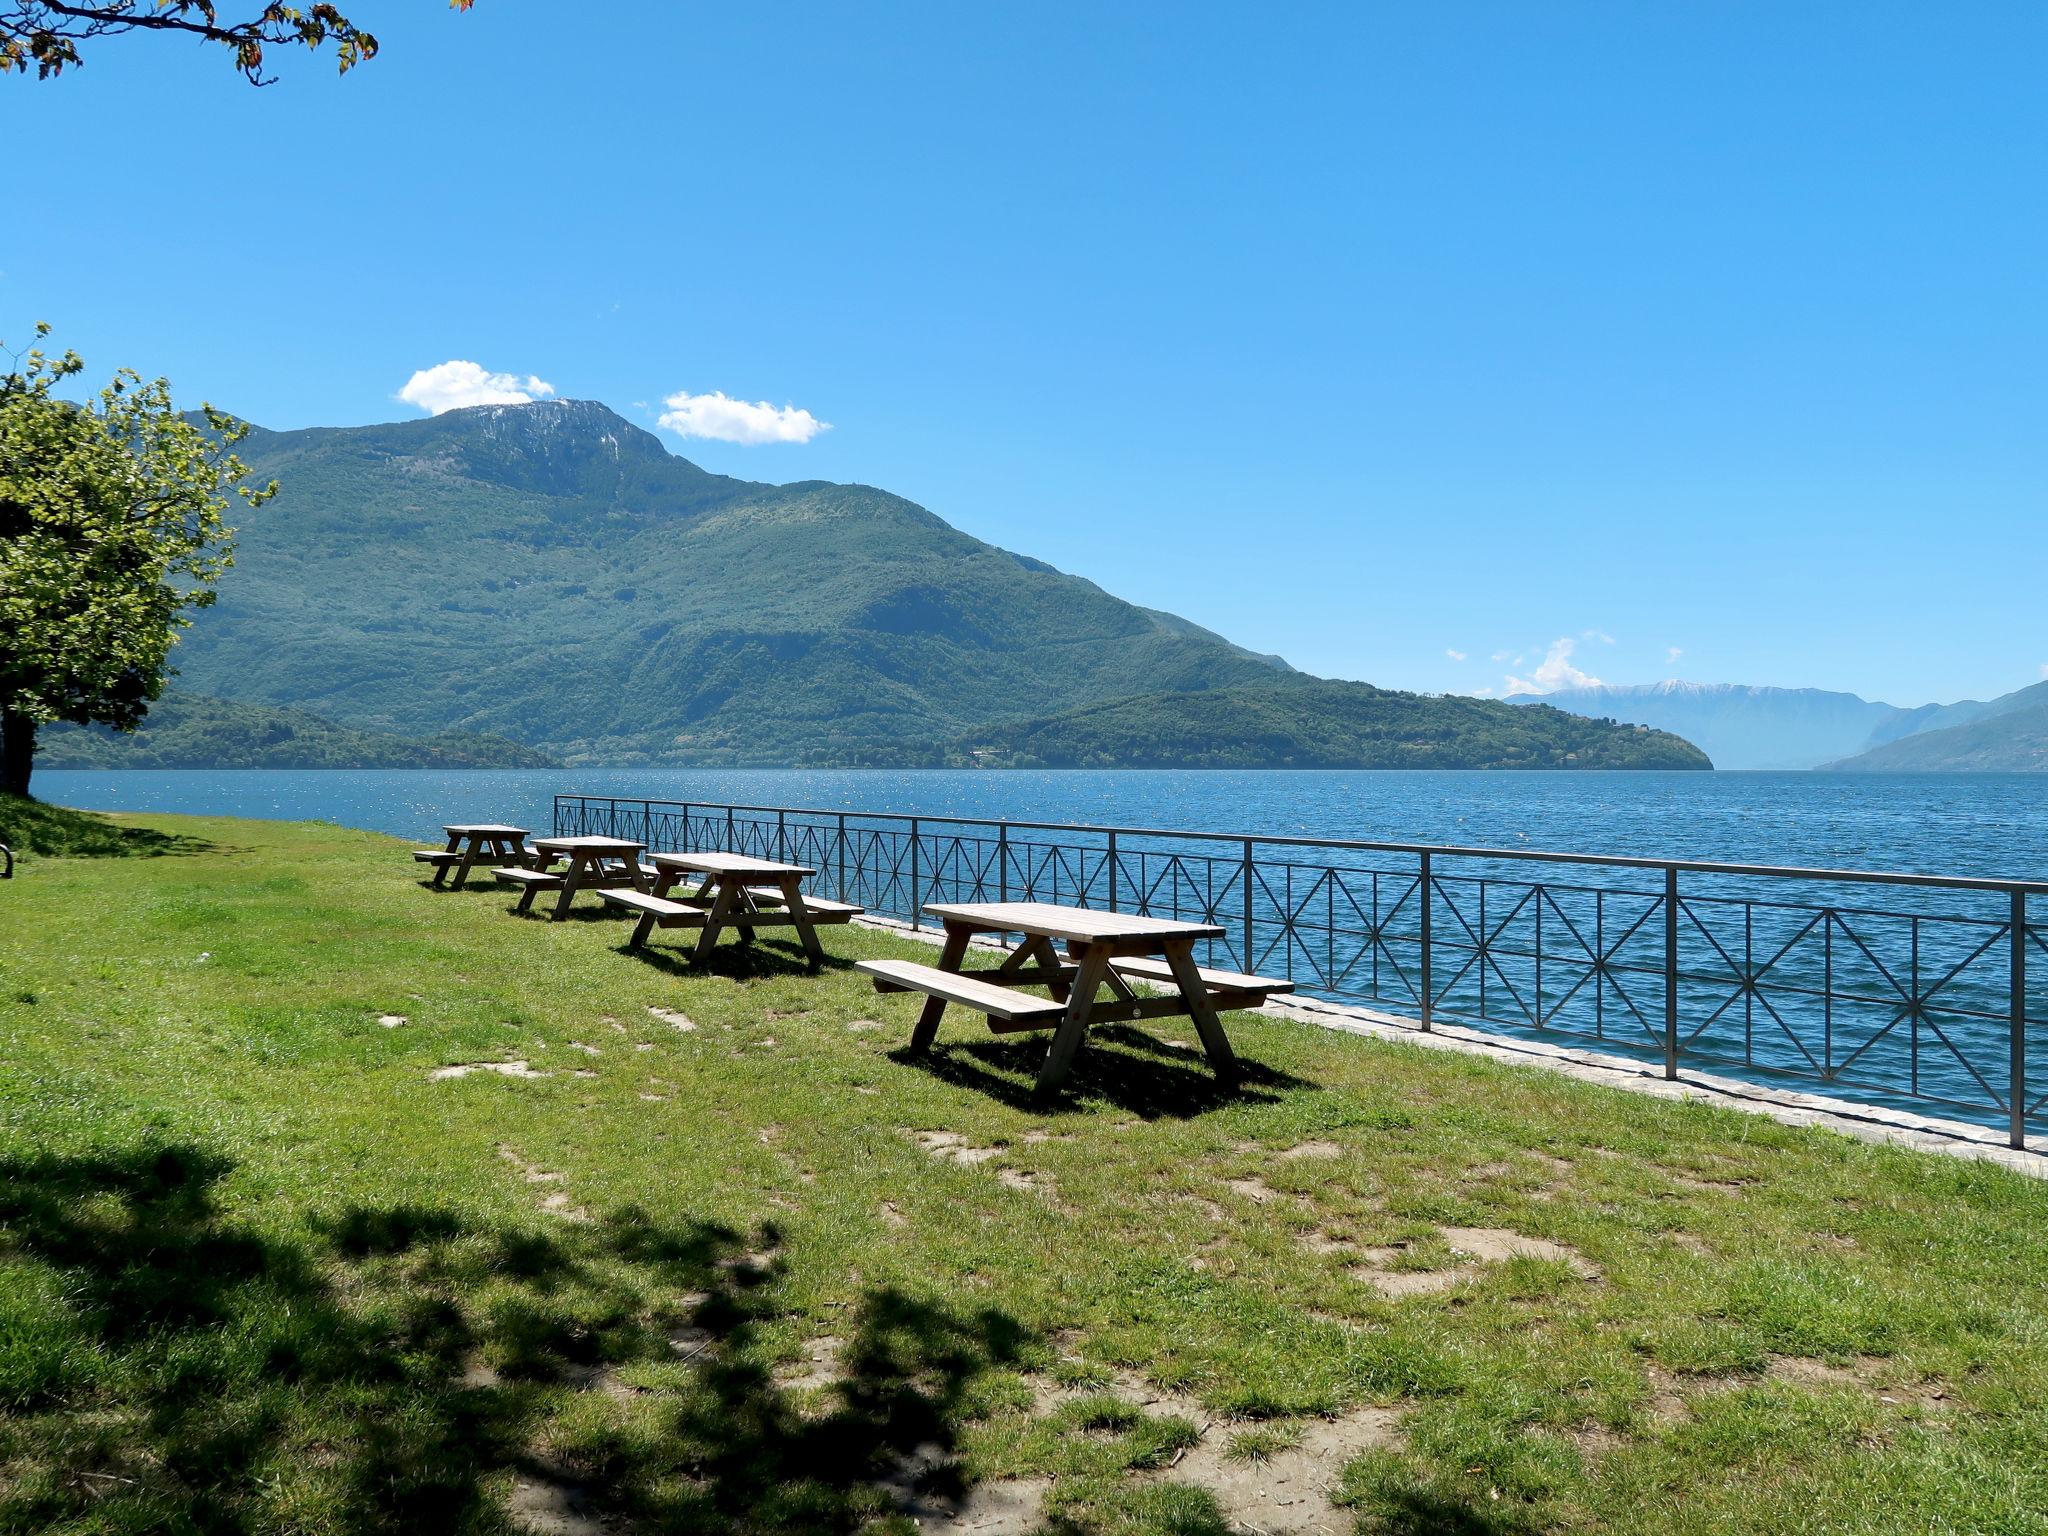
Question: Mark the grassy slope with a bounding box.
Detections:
[955,682,1713,770]
[2,816,2043,1534]
[35,693,558,771]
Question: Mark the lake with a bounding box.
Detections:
[31,766,2048,881]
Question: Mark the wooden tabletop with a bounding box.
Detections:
[651,850,816,878]
[531,835,645,853]
[445,823,528,837]
[923,901,1225,945]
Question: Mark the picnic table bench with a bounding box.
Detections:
[493,835,647,919]
[413,823,532,889]
[601,851,861,964]
[857,901,1292,1092]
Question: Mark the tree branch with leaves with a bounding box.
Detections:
[0,325,275,798]
[1,0,473,84]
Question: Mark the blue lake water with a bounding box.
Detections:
[32,767,2048,1137]
[31,766,2048,881]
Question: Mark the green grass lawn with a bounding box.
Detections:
[2,812,2045,1535]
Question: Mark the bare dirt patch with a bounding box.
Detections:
[568,1040,601,1056]
[648,1007,696,1032]
[1350,1226,1598,1298]
[376,1014,407,1028]
[880,1200,908,1229]
[845,1018,886,1032]
[774,1335,844,1392]
[497,1147,592,1222]
[1280,1140,1343,1161]
[879,1442,1051,1535]
[1150,1405,1403,1534]
[1298,1230,1359,1257]
[507,1474,607,1536]
[430,1060,545,1081]
[1226,1176,1282,1205]
[996,1167,1057,1201]
[909,1129,1006,1166]
[1441,1227,1600,1276]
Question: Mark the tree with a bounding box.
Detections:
[0,326,274,799]
[1,1,472,85]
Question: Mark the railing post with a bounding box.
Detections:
[725,805,735,853]
[643,802,651,849]
[837,813,847,903]
[1242,839,1255,973]
[777,809,787,864]
[2013,889,2028,1151]
[910,818,921,930]
[1419,850,1432,1031]
[1664,866,1680,1081]
[1107,830,1119,911]
[999,822,1009,902]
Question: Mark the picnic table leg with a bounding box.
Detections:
[780,876,827,967]
[694,879,740,961]
[1162,939,1240,1082]
[452,835,484,890]
[910,925,973,1051]
[432,833,459,888]
[1035,945,1110,1093]
[1029,936,1073,1001]
[552,855,587,921]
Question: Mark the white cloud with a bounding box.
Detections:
[2039,661,2048,680]
[1666,646,1685,666]
[397,360,555,415]
[1583,629,1617,645]
[1445,648,1467,662]
[1472,685,1495,697]
[1503,637,1603,696]
[1491,650,1512,663]
[657,389,829,445]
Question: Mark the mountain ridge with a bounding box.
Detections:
[1525,679,2034,770]
[166,399,1706,770]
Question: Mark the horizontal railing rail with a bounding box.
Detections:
[556,793,2045,1148]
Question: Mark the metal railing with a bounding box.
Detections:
[555,793,2047,1147]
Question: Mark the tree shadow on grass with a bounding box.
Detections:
[0,1141,1027,1534]
[891,1023,1313,1119]
[0,794,216,859]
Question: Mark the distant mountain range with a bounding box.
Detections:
[1527,679,2045,771]
[139,399,1707,772]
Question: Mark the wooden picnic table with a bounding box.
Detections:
[494,835,647,920]
[859,900,1291,1093]
[626,851,860,965]
[413,823,531,890]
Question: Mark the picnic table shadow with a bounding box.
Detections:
[891,1023,1311,1118]
[622,935,858,981]
[0,1140,1031,1534]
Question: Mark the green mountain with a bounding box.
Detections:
[951,680,1710,769]
[1826,682,2048,771]
[38,693,555,770]
[166,399,1707,769]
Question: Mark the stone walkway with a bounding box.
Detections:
[854,914,2046,1180]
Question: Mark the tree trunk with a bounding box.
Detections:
[1,706,35,799]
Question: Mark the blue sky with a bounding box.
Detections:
[5,1,2043,707]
